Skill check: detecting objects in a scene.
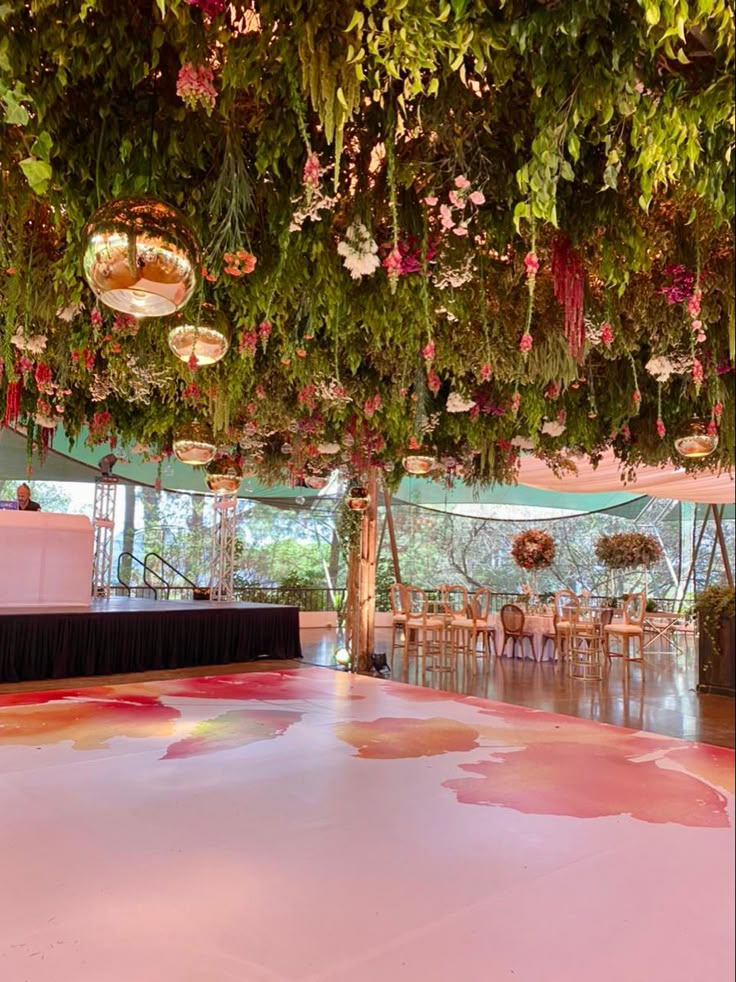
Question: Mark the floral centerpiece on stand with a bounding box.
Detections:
[595,532,663,599]
[511,529,556,603]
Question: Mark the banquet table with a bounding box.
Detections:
[489,610,556,660]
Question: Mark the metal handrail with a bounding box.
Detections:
[143,552,200,594]
[116,551,165,599]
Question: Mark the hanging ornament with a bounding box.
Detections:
[204,453,243,493]
[402,453,436,475]
[673,417,719,459]
[82,196,200,317]
[173,420,217,465]
[304,474,329,490]
[346,486,371,511]
[168,304,230,366]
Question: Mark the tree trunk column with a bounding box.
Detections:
[346,467,379,672]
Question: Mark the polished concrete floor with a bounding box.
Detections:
[302,627,736,749]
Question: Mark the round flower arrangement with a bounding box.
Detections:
[594,532,663,570]
[511,529,556,570]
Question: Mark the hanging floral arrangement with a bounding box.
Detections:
[594,533,663,569]
[511,529,556,570]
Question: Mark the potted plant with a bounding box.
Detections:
[694,584,735,696]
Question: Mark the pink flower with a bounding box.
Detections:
[632,389,641,405]
[480,362,492,381]
[656,418,666,438]
[544,381,560,399]
[707,420,717,435]
[523,252,539,277]
[154,477,162,492]
[691,319,702,332]
[383,247,403,277]
[422,341,435,361]
[713,401,723,419]
[427,369,441,395]
[176,63,217,114]
[510,391,521,414]
[692,358,704,385]
[303,153,321,190]
[519,333,533,353]
[439,204,455,230]
[688,291,701,318]
[90,308,103,328]
[448,190,464,208]
[188,352,198,371]
[451,225,468,236]
[468,190,485,206]
[454,175,471,189]
[424,195,438,206]
[621,424,631,441]
[258,320,272,340]
[600,322,614,346]
[239,330,257,354]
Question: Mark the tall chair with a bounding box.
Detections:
[388,582,408,656]
[604,592,646,665]
[499,603,537,660]
[553,589,579,660]
[441,584,472,662]
[467,587,497,670]
[403,584,448,669]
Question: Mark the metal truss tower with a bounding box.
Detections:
[209,492,238,602]
[92,476,118,597]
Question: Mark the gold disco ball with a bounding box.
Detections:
[673,418,719,459]
[346,486,371,512]
[172,421,217,466]
[204,454,243,493]
[168,304,230,366]
[402,454,436,476]
[82,196,200,317]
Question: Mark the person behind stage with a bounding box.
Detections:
[16,483,41,511]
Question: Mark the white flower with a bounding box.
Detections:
[337,222,380,280]
[10,332,47,353]
[645,356,676,382]
[541,420,566,437]
[57,302,82,322]
[445,391,476,413]
[33,412,58,428]
[317,442,340,455]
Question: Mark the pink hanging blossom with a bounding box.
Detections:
[303,153,321,190]
[468,190,485,206]
[707,420,718,435]
[523,252,539,277]
[688,290,702,318]
[713,401,723,419]
[632,389,641,405]
[510,391,521,414]
[188,352,198,371]
[692,358,704,385]
[600,322,614,346]
[427,369,441,395]
[480,362,492,381]
[544,381,560,400]
[90,308,103,328]
[176,63,217,114]
[519,333,533,353]
[239,330,258,354]
[363,393,381,417]
[421,341,435,361]
[454,175,471,189]
[656,418,666,438]
[383,247,403,278]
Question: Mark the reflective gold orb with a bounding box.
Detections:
[304,474,329,490]
[674,418,719,459]
[168,304,230,366]
[346,486,371,511]
[173,421,217,466]
[205,454,243,493]
[82,196,200,317]
[402,454,436,476]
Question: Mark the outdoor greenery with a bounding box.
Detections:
[1,0,733,492]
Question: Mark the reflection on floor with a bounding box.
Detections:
[0,666,733,982]
[302,627,736,750]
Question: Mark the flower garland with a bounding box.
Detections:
[594,532,663,570]
[511,528,556,570]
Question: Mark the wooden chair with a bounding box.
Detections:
[553,589,579,660]
[604,592,646,666]
[441,584,472,662]
[467,587,497,670]
[499,603,537,660]
[403,584,448,669]
[388,581,408,655]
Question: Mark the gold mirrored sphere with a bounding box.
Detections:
[168,304,230,366]
[82,196,200,317]
[402,454,436,476]
[173,421,217,466]
[673,418,719,459]
[205,454,243,493]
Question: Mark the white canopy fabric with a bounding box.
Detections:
[518,451,734,505]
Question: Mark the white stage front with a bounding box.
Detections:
[0,511,93,607]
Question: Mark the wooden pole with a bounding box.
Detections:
[382,483,401,582]
[355,467,379,672]
[679,504,712,603]
[711,504,734,587]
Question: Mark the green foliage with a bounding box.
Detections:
[0,0,733,486]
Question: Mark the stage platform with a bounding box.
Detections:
[0,597,302,683]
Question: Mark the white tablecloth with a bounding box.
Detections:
[489,612,556,660]
[0,511,94,607]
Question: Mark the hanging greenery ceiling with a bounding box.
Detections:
[0,0,734,490]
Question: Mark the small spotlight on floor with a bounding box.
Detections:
[371,651,390,675]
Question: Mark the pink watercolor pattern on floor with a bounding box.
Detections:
[0,668,732,828]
